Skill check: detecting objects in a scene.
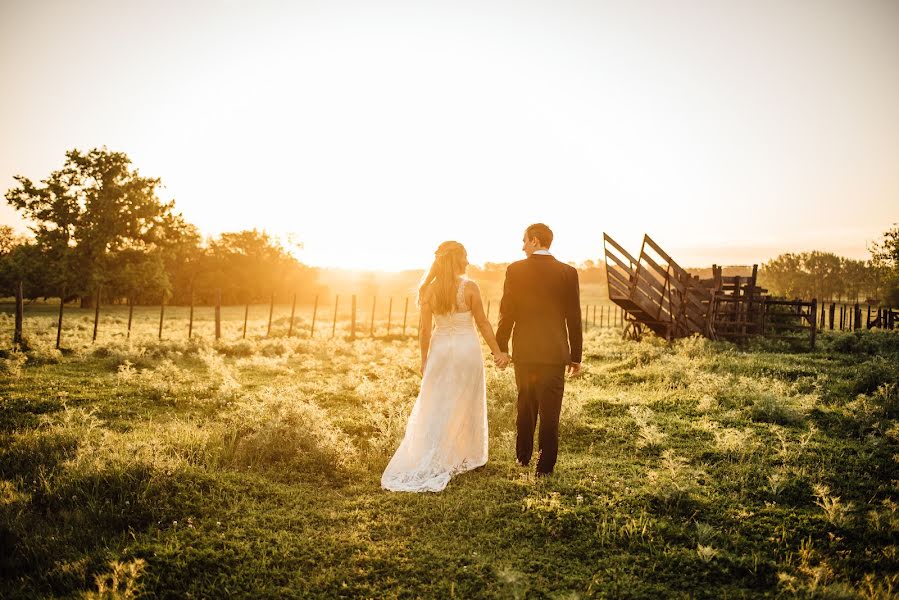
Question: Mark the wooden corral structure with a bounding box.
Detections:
[603,233,817,348]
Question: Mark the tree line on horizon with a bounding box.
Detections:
[0,148,316,307]
[1,148,897,308]
[757,249,898,305]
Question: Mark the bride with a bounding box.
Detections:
[381,241,510,492]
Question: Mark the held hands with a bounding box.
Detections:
[493,352,512,370]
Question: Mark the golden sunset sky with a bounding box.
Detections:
[1,0,897,270]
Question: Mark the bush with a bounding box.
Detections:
[25,345,62,365]
[749,393,804,425]
[0,352,26,377]
[213,386,357,478]
[826,330,899,356]
[852,356,898,395]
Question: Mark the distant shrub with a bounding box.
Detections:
[0,407,101,477]
[825,330,899,355]
[871,382,899,418]
[136,337,210,360]
[257,338,293,357]
[215,339,257,357]
[675,335,717,359]
[851,356,897,395]
[0,352,27,377]
[749,393,804,425]
[849,383,899,435]
[25,345,62,365]
[214,386,357,478]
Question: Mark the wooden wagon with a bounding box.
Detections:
[603,233,818,348]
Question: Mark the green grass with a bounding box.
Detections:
[1,306,898,598]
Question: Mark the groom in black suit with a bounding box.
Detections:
[495,223,582,476]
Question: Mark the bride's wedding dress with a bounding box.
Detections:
[381,278,488,492]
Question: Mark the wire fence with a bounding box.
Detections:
[6,282,628,349]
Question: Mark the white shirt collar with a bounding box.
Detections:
[532,249,552,256]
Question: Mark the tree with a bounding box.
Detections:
[0,225,27,256]
[760,253,806,298]
[194,229,316,305]
[803,251,844,300]
[5,148,180,305]
[871,224,899,305]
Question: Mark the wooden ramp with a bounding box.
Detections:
[603,233,713,340]
[604,232,818,349]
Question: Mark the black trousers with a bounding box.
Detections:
[514,363,566,474]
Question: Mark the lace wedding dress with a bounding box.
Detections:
[381,278,488,492]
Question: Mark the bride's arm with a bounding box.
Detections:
[419,300,433,375]
[467,281,503,357]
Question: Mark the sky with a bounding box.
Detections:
[1,0,897,270]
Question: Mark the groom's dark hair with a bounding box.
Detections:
[525,223,553,248]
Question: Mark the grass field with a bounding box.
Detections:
[1,305,898,598]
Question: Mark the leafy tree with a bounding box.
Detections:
[760,253,806,298]
[0,225,27,256]
[760,251,881,302]
[871,225,899,305]
[4,148,180,305]
[871,224,899,269]
[194,229,316,305]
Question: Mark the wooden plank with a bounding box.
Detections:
[603,233,639,267]
[605,251,635,276]
[607,267,631,288]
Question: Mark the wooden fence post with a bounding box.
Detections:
[288,293,297,337]
[866,304,872,329]
[267,292,275,337]
[215,289,222,341]
[56,285,65,349]
[13,280,24,349]
[386,297,393,336]
[810,299,817,350]
[127,296,134,340]
[829,303,835,330]
[310,294,319,338]
[350,295,357,340]
[370,296,376,337]
[403,297,409,336]
[331,295,339,338]
[188,287,194,339]
[158,291,166,340]
[92,286,101,343]
[592,305,596,327]
[242,302,249,339]
[583,305,588,332]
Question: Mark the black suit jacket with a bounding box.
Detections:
[496,254,582,365]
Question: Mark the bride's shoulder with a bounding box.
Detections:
[461,277,481,294]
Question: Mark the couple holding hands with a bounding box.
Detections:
[381,223,583,492]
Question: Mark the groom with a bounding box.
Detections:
[495,223,583,476]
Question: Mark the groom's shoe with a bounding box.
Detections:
[516,460,529,468]
[535,470,553,479]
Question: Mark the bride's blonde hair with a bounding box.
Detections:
[419,241,467,315]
